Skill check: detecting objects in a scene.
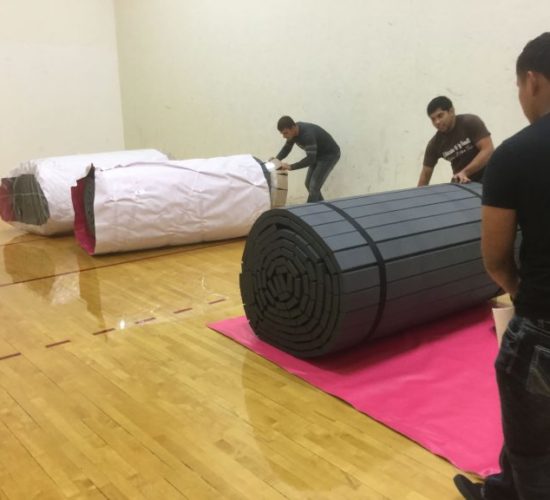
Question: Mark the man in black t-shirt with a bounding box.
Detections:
[274,116,340,203]
[453,33,550,500]
[418,96,494,186]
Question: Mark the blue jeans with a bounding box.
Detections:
[304,153,340,203]
[483,315,550,500]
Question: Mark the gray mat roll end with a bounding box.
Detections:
[240,184,502,358]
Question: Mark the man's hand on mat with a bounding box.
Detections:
[452,171,471,184]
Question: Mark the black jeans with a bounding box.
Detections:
[304,153,340,203]
[483,315,550,499]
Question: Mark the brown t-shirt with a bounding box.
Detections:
[423,114,491,182]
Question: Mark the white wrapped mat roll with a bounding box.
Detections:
[73,154,273,255]
[1,149,168,235]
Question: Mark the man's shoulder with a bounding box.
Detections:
[488,127,528,168]
[458,113,482,120]
[500,120,540,151]
[298,121,320,131]
[457,113,485,125]
[486,119,549,187]
[426,131,441,149]
[297,122,318,138]
[456,113,491,140]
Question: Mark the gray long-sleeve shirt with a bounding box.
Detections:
[276,122,340,170]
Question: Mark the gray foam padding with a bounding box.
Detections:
[11,174,50,225]
[240,182,507,358]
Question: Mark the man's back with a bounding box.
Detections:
[483,112,550,319]
[294,122,340,157]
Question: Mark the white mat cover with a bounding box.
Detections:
[5,149,168,235]
[76,154,272,254]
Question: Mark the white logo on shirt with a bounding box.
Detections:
[442,138,473,161]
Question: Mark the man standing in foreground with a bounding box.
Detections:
[418,96,494,186]
[454,32,550,500]
[274,116,340,203]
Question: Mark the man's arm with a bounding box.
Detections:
[454,136,494,183]
[290,140,317,170]
[276,141,293,161]
[481,205,519,298]
[417,165,434,186]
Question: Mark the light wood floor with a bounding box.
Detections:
[0,220,477,499]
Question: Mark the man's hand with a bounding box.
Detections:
[452,171,471,184]
[279,162,291,171]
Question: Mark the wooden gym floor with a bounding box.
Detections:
[0,220,475,499]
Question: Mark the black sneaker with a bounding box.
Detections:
[453,474,484,499]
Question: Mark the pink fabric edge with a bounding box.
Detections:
[0,178,14,222]
[208,306,503,477]
[71,175,95,255]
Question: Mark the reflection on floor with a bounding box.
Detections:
[0,220,468,499]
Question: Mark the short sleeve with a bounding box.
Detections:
[464,115,491,144]
[482,142,519,209]
[423,137,438,167]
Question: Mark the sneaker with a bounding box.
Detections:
[453,474,484,499]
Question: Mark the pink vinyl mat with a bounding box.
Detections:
[208,305,502,476]
[71,177,95,255]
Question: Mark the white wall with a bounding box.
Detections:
[114,0,549,203]
[0,0,124,177]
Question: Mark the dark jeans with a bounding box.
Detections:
[304,153,340,203]
[483,315,550,500]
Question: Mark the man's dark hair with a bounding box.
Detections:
[517,32,550,79]
[277,116,296,131]
[426,96,453,116]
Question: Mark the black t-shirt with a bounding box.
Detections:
[424,114,491,182]
[482,113,550,320]
[276,122,340,170]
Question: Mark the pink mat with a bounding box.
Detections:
[71,176,95,254]
[208,305,503,476]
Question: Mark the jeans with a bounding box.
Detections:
[304,153,340,203]
[483,315,550,500]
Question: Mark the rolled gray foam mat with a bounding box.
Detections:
[240,182,507,358]
[11,174,50,225]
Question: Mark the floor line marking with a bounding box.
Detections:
[45,339,71,348]
[173,307,193,314]
[0,352,22,361]
[0,236,48,247]
[135,317,156,325]
[92,328,116,336]
[208,298,227,305]
[0,238,243,288]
